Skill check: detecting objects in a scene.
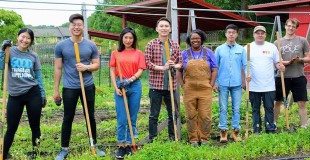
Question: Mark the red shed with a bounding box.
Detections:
[249,0,310,39]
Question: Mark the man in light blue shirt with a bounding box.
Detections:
[214,24,246,143]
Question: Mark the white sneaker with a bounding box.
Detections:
[274,122,277,130]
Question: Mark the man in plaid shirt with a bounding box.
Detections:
[145,17,183,142]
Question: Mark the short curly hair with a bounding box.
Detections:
[185,29,206,46]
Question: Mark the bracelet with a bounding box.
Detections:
[133,75,137,79]
[300,58,304,63]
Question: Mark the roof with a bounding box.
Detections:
[88,30,119,41]
[249,0,310,10]
[248,0,310,18]
[32,27,71,37]
[105,0,258,32]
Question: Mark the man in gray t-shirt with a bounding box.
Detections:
[274,18,310,129]
[53,13,105,159]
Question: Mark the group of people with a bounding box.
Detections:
[0,12,308,160]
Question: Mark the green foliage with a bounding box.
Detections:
[129,129,310,160]
[0,9,25,41]
[87,0,156,50]
[0,82,310,159]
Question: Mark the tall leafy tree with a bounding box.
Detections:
[0,9,25,41]
[88,0,154,36]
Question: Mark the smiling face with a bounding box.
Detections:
[122,32,134,49]
[156,20,171,38]
[190,33,202,50]
[17,32,32,51]
[285,21,297,36]
[69,19,84,37]
[253,30,266,44]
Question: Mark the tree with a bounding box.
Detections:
[87,0,155,50]
[0,9,25,42]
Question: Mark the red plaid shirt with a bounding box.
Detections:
[145,38,182,90]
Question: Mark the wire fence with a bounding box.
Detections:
[3,43,149,87]
[30,43,129,87]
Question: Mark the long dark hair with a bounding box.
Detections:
[118,27,137,52]
[18,28,35,46]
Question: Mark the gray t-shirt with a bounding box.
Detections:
[8,47,41,96]
[54,38,99,88]
[275,36,310,78]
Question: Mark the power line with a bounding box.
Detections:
[0,0,167,9]
[0,0,97,6]
[0,6,83,12]
[2,0,310,14]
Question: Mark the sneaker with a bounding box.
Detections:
[274,122,277,130]
[95,146,105,157]
[125,146,133,156]
[147,139,153,143]
[169,136,175,142]
[116,147,126,159]
[55,149,68,160]
[200,141,209,146]
[300,125,308,129]
[30,152,36,160]
[190,142,199,147]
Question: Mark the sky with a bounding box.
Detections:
[0,0,99,26]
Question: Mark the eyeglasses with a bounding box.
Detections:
[71,23,83,27]
[226,31,237,34]
[190,37,201,41]
[286,25,297,29]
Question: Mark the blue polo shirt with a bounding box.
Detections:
[215,42,247,87]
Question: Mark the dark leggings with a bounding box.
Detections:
[4,85,42,158]
[61,84,97,147]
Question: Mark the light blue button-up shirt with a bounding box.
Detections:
[215,42,247,87]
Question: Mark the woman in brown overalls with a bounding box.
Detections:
[177,29,218,146]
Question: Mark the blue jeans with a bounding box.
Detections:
[218,85,242,130]
[249,91,276,133]
[115,79,141,144]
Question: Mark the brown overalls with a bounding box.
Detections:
[183,48,213,143]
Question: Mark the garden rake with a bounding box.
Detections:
[0,44,10,160]
[74,43,96,155]
[164,41,178,142]
[245,43,250,139]
[276,32,290,130]
[113,44,137,152]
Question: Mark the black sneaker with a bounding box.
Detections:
[147,139,153,143]
[169,136,175,142]
[29,151,37,160]
[125,146,133,156]
[116,147,126,159]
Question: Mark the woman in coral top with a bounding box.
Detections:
[110,27,146,158]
